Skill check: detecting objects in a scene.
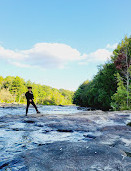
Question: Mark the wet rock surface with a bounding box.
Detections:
[0,109,131,170]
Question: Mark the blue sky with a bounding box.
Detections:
[0,0,131,90]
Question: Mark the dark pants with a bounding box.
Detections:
[26,100,38,115]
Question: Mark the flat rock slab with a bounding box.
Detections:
[0,111,131,170]
[11,141,130,171]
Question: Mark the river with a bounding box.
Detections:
[0,105,82,117]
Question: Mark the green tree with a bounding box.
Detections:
[74,36,131,111]
[73,63,117,110]
[2,76,15,90]
[0,89,14,103]
[0,75,74,105]
[59,89,74,104]
[11,76,26,103]
[0,76,4,89]
[112,36,131,109]
[111,73,129,110]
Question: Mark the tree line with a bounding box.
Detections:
[73,36,131,110]
[0,76,74,105]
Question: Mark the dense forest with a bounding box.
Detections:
[73,36,131,110]
[0,76,74,105]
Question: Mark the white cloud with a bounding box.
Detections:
[0,43,85,69]
[10,61,32,68]
[22,43,86,68]
[0,46,24,60]
[0,42,117,68]
[106,43,118,49]
[79,48,113,65]
[86,49,112,62]
[79,43,118,65]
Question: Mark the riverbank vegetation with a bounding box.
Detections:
[0,76,74,105]
[73,36,131,110]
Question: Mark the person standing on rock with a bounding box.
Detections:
[25,86,40,116]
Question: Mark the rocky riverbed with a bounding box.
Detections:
[0,109,131,170]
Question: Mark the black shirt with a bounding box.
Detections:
[25,91,34,101]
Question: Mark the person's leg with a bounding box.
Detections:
[31,100,39,113]
[26,101,30,116]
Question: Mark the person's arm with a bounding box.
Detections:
[25,92,30,101]
[25,92,28,99]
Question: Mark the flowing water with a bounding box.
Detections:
[0,105,81,117]
[0,105,86,168]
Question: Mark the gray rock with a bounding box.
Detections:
[0,110,131,170]
[17,141,131,171]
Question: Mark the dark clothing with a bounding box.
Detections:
[25,91,38,115]
[25,91,34,101]
[26,100,38,115]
